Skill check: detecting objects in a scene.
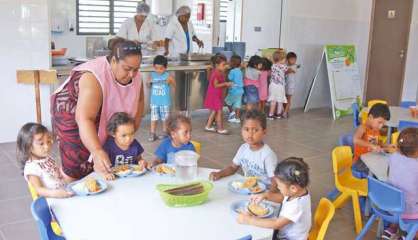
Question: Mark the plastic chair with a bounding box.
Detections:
[338,132,354,151]
[237,235,252,240]
[356,177,418,240]
[31,197,65,240]
[399,120,418,131]
[352,103,361,128]
[308,198,335,240]
[367,99,387,108]
[332,146,368,234]
[400,101,416,108]
[28,182,39,200]
[191,140,201,154]
[391,132,400,144]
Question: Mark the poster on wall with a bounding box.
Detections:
[304,45,362,120]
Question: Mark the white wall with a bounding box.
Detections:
[402,1,418,102]
[0,0,51,143]
[281,0,373,109]
[241,0,282,56]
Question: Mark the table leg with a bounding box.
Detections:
[386,126,392,144]
[364,171,373,217]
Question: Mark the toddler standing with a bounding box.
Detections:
[268,50,288,120]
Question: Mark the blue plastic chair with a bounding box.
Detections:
[400,101,416,108]
[237,235,252,240]
[338,132,354,151]
[356,177,418,240]
[399,120,418,131]
[31,197,65,240]
[352,103,361,128]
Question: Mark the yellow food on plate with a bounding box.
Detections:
[248,203,268,217]
[156,164,176,174]
[242,177,257,188]
[113,165,131,174]
[85,178,100,193]
[131,164,145,173]
[250,185,262,193]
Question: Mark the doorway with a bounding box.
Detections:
[365,0,413,105]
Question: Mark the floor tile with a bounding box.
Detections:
[1,220,39,240]
[0,197,33,226]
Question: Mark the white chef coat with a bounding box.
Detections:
[164,16,197,58]
[117,16,153,43]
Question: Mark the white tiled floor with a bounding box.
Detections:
[0,108,378,240]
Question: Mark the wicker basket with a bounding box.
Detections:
[156,181,213,207]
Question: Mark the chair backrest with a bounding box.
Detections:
[352,103,360,128]
[368,99,387,108]
[391,132,399,144]
[28,182,39,200]
[367,177,405,215]
[400,101,416,109]
[399,120,418,131]
[338,132,354,151]
[332,146,353,175]
[31,197,55,240]
[191,140,201,154]
[308,198,335,240]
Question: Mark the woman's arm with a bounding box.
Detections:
[134,81,145,130]
[164,38,170,56]
[192,36,204,48]
[28,175,73,198]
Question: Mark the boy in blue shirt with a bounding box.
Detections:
[148,55,176,142]
[225,55,244,123]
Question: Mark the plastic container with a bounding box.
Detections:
[174,150,199,182]
[156,181,213,207]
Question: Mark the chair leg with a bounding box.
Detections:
[352,194,363,234]
[355,214,377,240]
[333,192,350,209]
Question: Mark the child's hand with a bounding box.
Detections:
[209,171,222,181]
[138,160,148,169]
[104,173,116,181]
[237,211,252,225]
[370,145,382,152]
[250,193,266,204]
[54,189,74,198]
[383,144,397,154]
[226,82,234,88]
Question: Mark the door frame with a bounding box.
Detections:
[364,0,414,104]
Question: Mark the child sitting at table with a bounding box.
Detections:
[382,127,418,240]
[353,103,392,174]
[151,114,196,166]
[103,112,146,169]
[238,157,312,240]
[209,109,278,185]
[17,123,73,198]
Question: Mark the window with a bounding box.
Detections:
[76,0,142,35]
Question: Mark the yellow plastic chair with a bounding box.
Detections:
[391,132,399,144]
[27,182,63,236]
[308,198,335,240]
[191,141,201,154]
[367,99,387,108]
[332,146,368,234]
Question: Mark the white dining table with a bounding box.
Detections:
[47,168,275,240]
[361,152,390,181]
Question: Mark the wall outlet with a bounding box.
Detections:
[254,26,262,32]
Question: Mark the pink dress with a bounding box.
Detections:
[204,69,225,111]
[258,70,269,101]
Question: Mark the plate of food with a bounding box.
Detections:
[153,164,176,176]
[230,200,275,218]
[228,177,267,195]
[112,165,133,178]
[67,177,107,196]
[129,164,148,177]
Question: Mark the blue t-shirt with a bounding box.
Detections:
[155,137,195,164]
[228,68,244,95]
[103,137,144,166]
[150,71,171,106]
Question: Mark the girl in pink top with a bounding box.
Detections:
[204,54,232,135]
[259,58,272,112]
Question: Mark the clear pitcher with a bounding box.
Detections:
[174,150,199,182]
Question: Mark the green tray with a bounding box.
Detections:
[156,181,213,208]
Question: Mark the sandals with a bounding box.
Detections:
[216,129,229,135]
[204,126,216,132]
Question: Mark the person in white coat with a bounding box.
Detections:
[164,6,204,58]
[117,2,153,43]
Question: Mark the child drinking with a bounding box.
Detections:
[268,50,288,120]
[151,114,196,166]
[148,55,176,142]
[204,54,233,134]
[238,157,312,240]
[17,123,73,198]
[353,103,393,174]
[103,112,145,168]
[382,128,418,239]
[283,52,298,118]
[209,109,278,185]
[225,55,244,124]
[244,55,263,110]
[259,57,272,113]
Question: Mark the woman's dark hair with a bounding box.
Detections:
[106,112,135,135]
[274,157,310,188]
[16,123,49,169]
[247,55,262,68]
[368,103,390,120]
[153,55,168,67]
[210,53,227,67]
[108,37,142,61]
[241,109,267,130]
[230,55,242,68]
[398,127,418,157]
[286,52,297,60]
[261,57,272,71]
[166,114,192,135]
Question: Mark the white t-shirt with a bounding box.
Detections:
[164,17,196,57]
[278,194,312,240]
[23,157,65,190]
[232,143,278,179]
[117,17,153,43]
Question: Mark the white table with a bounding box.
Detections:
[48,168,274,240]
[361,152,390,181]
